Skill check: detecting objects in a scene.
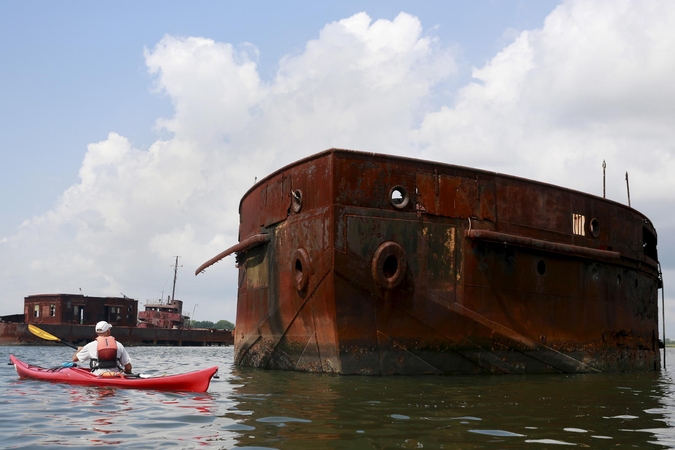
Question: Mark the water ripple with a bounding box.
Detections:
[524,438,577,445]
[3,346,675,448]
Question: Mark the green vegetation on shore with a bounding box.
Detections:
[188,320,234,331]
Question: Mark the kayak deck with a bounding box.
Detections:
[9,354,218,393]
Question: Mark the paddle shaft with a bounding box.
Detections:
[59,340,79,350]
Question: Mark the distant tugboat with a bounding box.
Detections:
[137,298,188,329]
[197,149,663,375]
[138,257,190,329]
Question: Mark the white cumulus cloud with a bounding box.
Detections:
[0,12,455,320]
[414,0,675,207]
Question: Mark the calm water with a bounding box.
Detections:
[2,346,675,449]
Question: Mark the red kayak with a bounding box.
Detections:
[10,354,218,393]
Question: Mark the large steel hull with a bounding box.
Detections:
[200,149,661,374]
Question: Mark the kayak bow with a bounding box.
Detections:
[9,355,218,393]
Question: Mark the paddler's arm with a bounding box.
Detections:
[123,362,132,374]
[72,346,84,362]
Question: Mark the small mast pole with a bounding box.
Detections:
[602,160,606,198]
[625,172,631,207]
[171,256,182,302]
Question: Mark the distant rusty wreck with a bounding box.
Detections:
[197,149,662,375]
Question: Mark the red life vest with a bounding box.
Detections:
[95,335,119,369]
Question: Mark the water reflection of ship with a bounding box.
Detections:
[224,367,671,448]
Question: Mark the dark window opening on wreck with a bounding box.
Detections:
[382,255,399,280]
[643,227,658,261]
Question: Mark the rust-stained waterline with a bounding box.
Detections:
[197,149,662,375]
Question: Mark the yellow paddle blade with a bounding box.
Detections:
[27,324,61,342]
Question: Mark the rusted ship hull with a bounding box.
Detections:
[199,149,661,374]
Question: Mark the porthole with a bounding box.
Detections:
[537,260,546,275]
[292,248,310,291]
[589,218,600,238]
[591,267,599,281]
[292,189,303,213]
[372,241,407,289]
[389,185,409,210]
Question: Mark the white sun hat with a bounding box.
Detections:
[95,321,112,333]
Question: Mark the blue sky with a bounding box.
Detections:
[0,1,557,235]
[2,1,674,337]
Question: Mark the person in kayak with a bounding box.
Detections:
[72,321,132,375]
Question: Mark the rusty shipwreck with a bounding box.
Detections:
[197,149,662,375]
[0,293,232,347]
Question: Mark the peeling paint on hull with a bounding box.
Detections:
[199,149,662,375]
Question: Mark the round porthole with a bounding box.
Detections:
[389,185,409,210]
[537,260,546,275]
[372,241,407,289]
[292,189,303,213]
[292,248,310,291]
[591,267,599,281]
[589,218,600,238]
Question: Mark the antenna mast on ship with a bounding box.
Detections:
[171,256,182,302]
